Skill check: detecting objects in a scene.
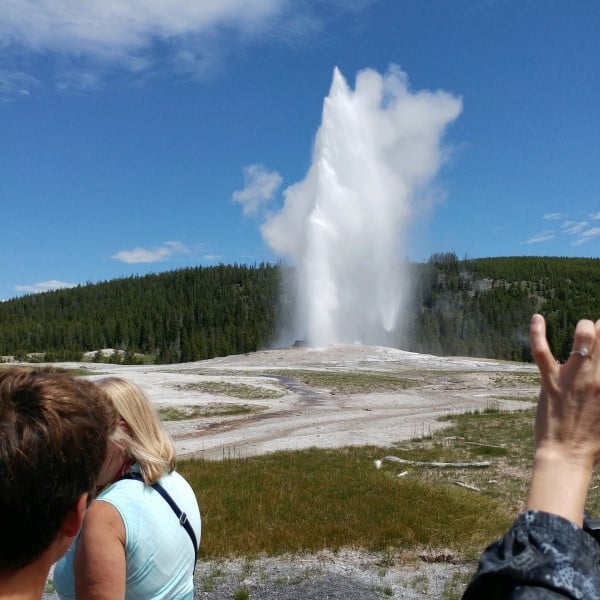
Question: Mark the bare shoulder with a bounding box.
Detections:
[75,500,127,598]
[82,499,125,542]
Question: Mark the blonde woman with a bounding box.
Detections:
[54,377,201,600]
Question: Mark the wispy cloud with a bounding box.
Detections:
[543,212,563,220]
[573,227,600,246]
[111,241,190,263]
[0,67,40,102]
[0,1,364,99]
[528,211,600,248]
[523,231,555,244]
[0,1,283,58]
[15,279,77,293]
[562,220,588,235]
[233,164,283,216]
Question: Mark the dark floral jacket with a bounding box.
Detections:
[462,511,600,599]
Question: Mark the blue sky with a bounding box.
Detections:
[0,0,598,301]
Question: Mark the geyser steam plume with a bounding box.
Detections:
[262,65,462,347]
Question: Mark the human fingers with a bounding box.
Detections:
[566,319,596,368]
[590,320,600,371]
[530,314,557,379]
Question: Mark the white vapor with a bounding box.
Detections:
[233,164,283,216]
[260,65,462,346]
[15,280,77,293]
[111,241,190,263]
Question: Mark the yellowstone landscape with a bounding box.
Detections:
[39,344,540,599]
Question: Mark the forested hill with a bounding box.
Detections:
[0,264,281,363]
[408,254,600,362]
[0,255,598,364]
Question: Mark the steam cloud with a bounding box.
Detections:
[261,65,462,346]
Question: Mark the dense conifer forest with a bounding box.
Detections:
[0,255,598,363]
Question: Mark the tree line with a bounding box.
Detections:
[0,255,598,363]
[406,253,600,362]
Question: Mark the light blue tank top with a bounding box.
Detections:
[54,467,201,600]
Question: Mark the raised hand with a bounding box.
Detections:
[526,313,600,525]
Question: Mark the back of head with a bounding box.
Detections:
[0,367,117,571]
[97,377,176,484]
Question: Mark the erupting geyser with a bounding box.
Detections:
[262,65,462,347]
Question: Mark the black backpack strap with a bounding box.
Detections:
[120,471,198,561]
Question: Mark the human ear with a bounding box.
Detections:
[60,493,89,537]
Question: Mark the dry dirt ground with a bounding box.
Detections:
[42,345,538,598]
[60,344,538,461]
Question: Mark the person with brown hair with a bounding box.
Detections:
[0,367,117,600]
[54,377,201,600]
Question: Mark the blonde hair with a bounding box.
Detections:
[97,377,176,485]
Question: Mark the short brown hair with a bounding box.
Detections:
[0,367,117,570]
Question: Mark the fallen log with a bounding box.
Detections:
[453,481,481,492]
[463,441,505,450]
[380,455,491,468]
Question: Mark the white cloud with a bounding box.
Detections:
[524,231,555,244]
[574,227,600,246]
[14,279,77,293]
[111,241,190,263]
[233,164,283,216]
[56,69,104,92]
[203,254,224,261]
[562,220,588,235]
[543,212,563,220]
[0,67,41,101]
[527,212,600,247]
[0,1,284,58]
[0,0,345,95]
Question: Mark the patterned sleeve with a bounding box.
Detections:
[462,510,600,599]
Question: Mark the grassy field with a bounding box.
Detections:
[171,380,285,400]
[264,370,422,394]
[180,402,600,563]
[178,407,529,562]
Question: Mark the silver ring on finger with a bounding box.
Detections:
[570,347,590,357]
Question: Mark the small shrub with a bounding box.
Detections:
[233,586,249,600]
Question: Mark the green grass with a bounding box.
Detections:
[441,570,477,600]
[394,408,537,514]
[180,443,512,560]
[180,403,600,561]
[233,587,249,600]
[495,394,538,403]
[158,403,259,421]
[265,370,421,394]
[492,372,540,387]
[173,381,284,400]
[0,364,97,377]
